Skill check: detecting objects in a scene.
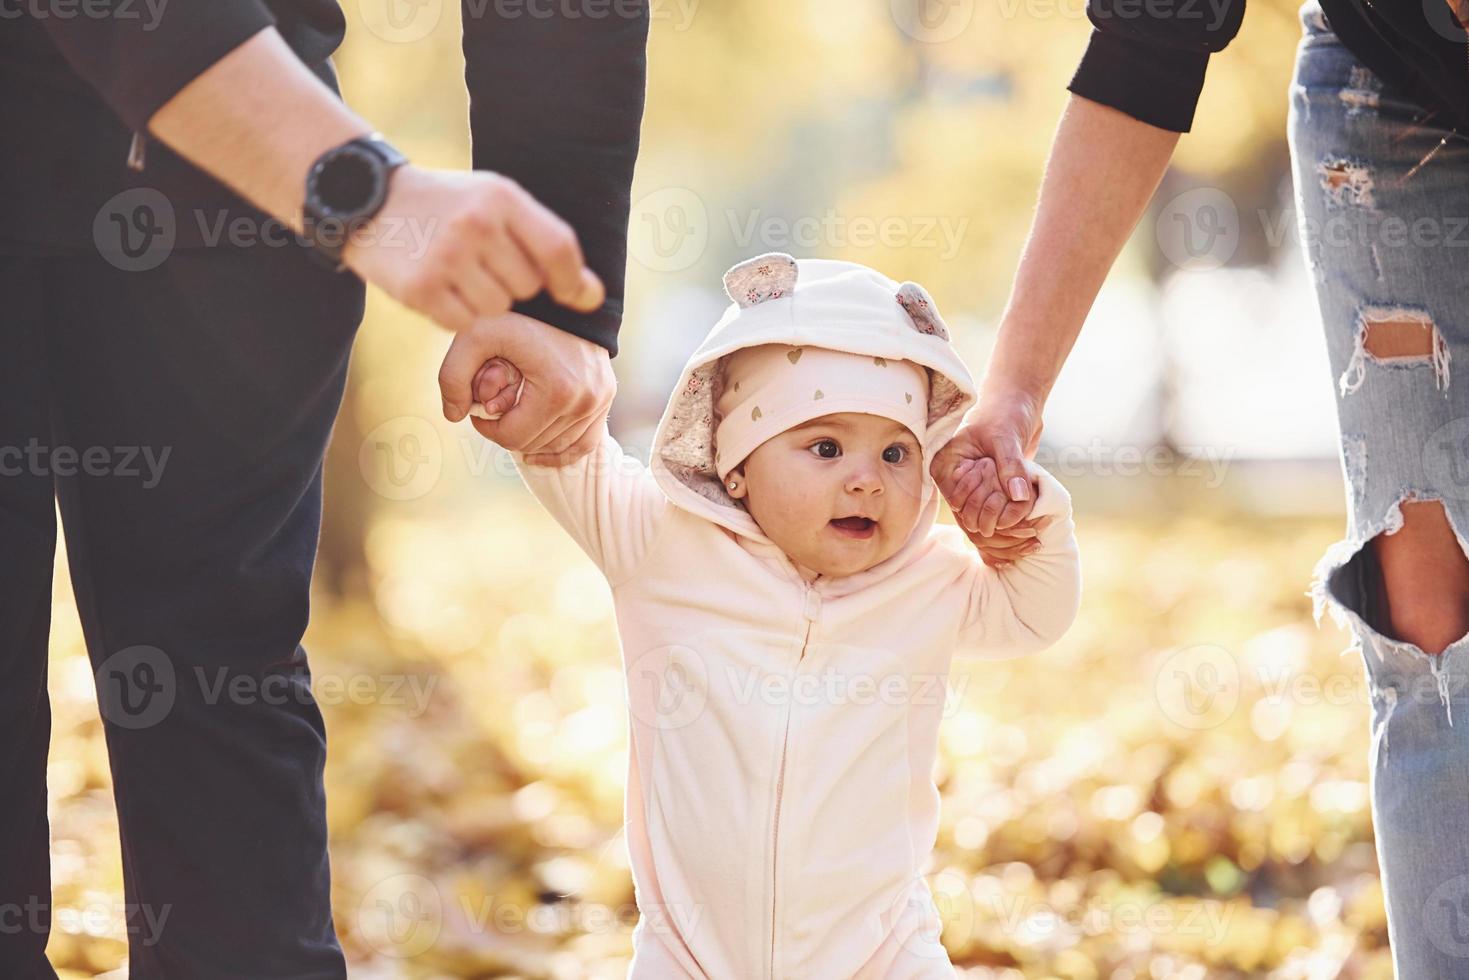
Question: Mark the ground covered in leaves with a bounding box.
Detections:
[44,488,1387,979]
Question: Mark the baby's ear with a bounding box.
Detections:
[725,465,750,499]
[895,282,950,341]
[724,252,798,308]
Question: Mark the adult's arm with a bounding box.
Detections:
[462,0,651,356]
[37,11,604,332]
[936,0,1247,549]
[937,94,1178,551]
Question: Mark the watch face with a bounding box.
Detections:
[314,144,384,219]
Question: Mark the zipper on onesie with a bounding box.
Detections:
[769,586,821,979]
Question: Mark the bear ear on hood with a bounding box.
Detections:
[724,252,799,308]
[895,282,951,341]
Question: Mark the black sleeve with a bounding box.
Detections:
[1066,0,1245,132]
[34,1,279,131]
[462,1,650,357]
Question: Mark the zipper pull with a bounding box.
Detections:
[802,589,822,623]
[127,131,148,172]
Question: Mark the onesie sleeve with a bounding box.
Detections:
[513,427,671,586]
[954,463,1083,659]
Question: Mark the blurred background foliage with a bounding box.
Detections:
[45,0,1390,976]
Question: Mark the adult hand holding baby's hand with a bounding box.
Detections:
[439,312,615,465]
[933,386,1047,567]
[944,456,1055,567]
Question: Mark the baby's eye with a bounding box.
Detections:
[882,444,910,465]
[809,439,841,459]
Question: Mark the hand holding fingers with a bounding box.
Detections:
[469,357,524,420]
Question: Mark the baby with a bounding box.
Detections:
[452,253,1082,977]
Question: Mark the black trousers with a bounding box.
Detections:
[0,241,364,978]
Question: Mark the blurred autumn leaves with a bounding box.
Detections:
[47,492,1388,977]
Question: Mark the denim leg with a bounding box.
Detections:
[1289,1,1469,971]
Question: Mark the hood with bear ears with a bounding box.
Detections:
[650,253,977,550]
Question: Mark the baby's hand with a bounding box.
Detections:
[467,357,525,422]
[945,456,1049,568]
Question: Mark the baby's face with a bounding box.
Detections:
[730,412,925,579]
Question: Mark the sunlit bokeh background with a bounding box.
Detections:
[45,0,1390,976]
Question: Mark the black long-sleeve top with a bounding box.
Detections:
[0,1,648,354]
[1068,0,1469,136]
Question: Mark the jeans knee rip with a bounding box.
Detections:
[1309,491,1469,727]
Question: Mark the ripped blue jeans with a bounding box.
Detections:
[1289,1,1469,972]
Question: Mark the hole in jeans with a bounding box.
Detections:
[1319,158,1375,208]
[1366,499,1469,656]
[1338,307,1451,394]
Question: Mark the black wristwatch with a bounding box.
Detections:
[301,133,409,272]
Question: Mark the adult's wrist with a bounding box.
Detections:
[302,134,410,271]
[337,161,419,274]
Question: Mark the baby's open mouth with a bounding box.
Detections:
[829,516,877,538]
